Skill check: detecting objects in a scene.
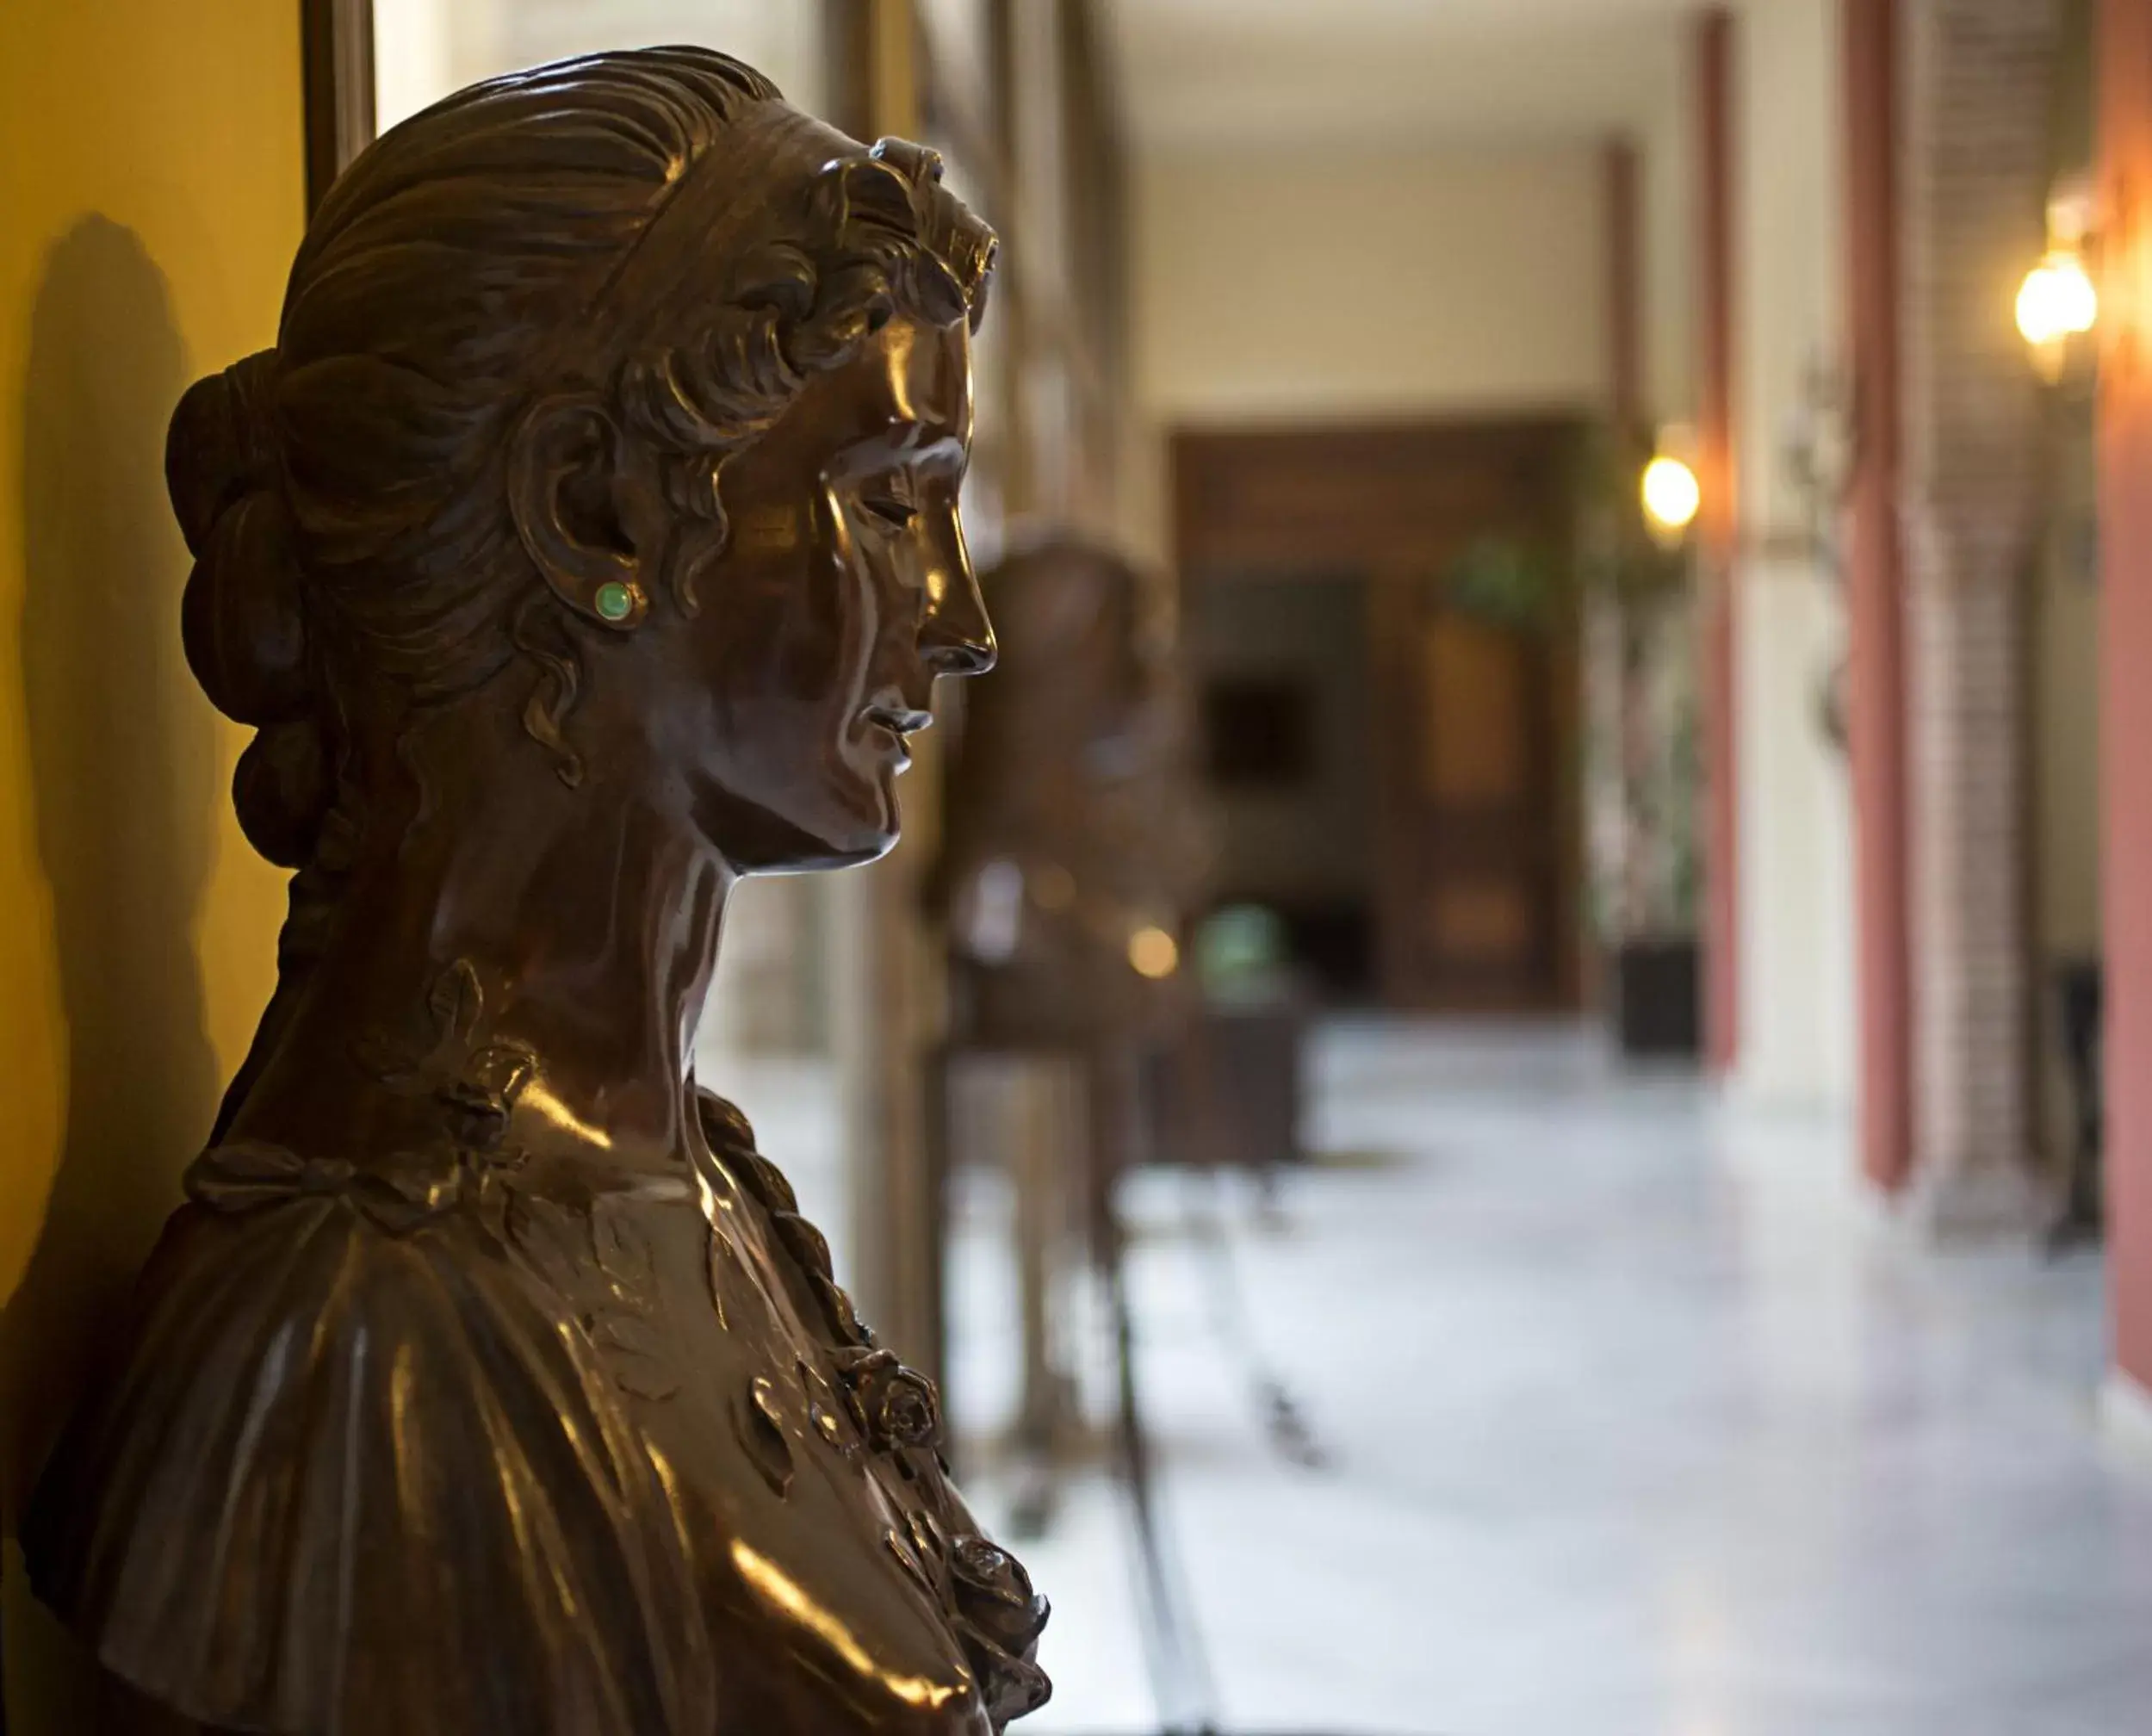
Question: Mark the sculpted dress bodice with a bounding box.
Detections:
[28,1057,1048,1733]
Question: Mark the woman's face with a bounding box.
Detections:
[642,310,995,871]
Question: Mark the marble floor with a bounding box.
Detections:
[724,1022,2152,1736]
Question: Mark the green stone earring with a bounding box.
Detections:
[594,580,636,623]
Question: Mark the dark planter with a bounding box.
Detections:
[1612,937,1701,1059]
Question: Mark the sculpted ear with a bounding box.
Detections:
[507,394,661,629]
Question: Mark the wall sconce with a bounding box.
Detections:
[2018,252,2098,345]
[1778,355,1857,756]
[2018,175,2099,381]
[1640,428,1701,540]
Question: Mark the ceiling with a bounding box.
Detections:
[1101,0,1709,152]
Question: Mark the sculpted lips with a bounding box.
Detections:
[860,703,933,766]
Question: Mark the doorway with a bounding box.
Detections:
[1188,573,1378,997]
[1175,419,1585,1014]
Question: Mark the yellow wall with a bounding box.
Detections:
[0,0,301,1720]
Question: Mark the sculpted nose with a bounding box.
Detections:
[920,524,995,678]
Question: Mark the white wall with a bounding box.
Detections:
[1730,0,1857,1116]
[1132,142,1610,426]
[375,0,825,132]
[1636,33,1697,426]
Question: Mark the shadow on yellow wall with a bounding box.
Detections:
[2,217,225,1734]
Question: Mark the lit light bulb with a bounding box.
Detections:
[2016,250,2098,347]
[1128,925,1179,980]
[1641,455,1702,535]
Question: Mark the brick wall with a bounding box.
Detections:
[1897,0,2059,1221]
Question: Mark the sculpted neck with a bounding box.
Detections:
[224,698,736,1171]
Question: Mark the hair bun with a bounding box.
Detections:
[180,491,310,724]
[232,721,332,870]
[171,351,312,727]
[169,350,281,555]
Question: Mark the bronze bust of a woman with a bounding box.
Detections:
[23,47,1048,1735]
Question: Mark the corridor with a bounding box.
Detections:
[952,1025,2152,1735]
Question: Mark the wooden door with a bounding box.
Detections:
[1374,575,1561,1010]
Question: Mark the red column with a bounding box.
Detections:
[2100,0,2152,1386]
[1698,9,1741,1075]
[1845,0,1913,1193]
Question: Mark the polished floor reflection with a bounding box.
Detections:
[934,1021,2152,1736]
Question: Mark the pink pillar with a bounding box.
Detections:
[1845,0,1913,1194]
[2100,0,2152,1386]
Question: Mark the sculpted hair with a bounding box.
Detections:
[166,46,995,1134]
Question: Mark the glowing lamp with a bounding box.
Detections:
[1641,454,1702,536]
[2016,250,2098,348]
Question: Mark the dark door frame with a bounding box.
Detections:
[301,0,375,214]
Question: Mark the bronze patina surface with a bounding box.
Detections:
[23,47,1045,1735]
